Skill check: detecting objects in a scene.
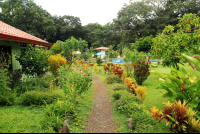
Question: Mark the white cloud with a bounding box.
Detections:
[33,0,131,26]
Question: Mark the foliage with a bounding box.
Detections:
[123,63,133,77]
[51,36,87,67]
[108,45,118,58]
[159,100,200,133]
[151,13,200,68]
[134,35,153,52]
[96,57,103,66]
[105,74,123,84]
[15,45,49,76]
[124,77,137,95]
[0,51,15,106]
[112,83,128,91]
[48,54,67,77]
[135,86,146,103]
[40,115,63,132]
[124,50,146,64]
[109,64,124,78]
[19,90,65,106]
[103,64,109,74]
[13,75,52,96]
[133,59,150,85]
[58,65,93,105]
[155,54,200,118]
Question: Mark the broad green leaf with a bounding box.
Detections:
[181,54,200,71]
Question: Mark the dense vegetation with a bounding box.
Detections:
[0,0,199,50]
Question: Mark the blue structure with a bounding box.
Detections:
[112,59,125,63]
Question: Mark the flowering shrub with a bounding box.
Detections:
[48,54,67,77]
[58,66,93,104]
[133,59,150,85]
[16,45,49,76]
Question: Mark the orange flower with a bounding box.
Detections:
[86,82,88,84]
[57,68,60,71]
[70,84,73,86]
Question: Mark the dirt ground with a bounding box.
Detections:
[85,74,117,133]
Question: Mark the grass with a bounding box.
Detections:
[0,105,45,133]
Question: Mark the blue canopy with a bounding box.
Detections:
[96,52,105,55]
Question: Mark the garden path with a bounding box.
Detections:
[85,74,117,133]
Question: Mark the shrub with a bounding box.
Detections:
[45,100,77,119]
[112,91,122,101]
[15,45,49,76]
[13,77,51,96]
[133,59,150,85]
[107,63,114,67]
[0,51,15,106]
[110,64,124,78]
[19,90,65,106]
[58,65,93,105]
[48,54,67,77]
[105,74,123,84]
[96,57,103,66]
[113,90,140,112]
[40,116,63,132]
[0,90,16,106]
[135,86,146,103]
[112,83,128,91]
[124,77,137,95]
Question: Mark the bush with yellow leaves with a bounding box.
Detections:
[135,86,146,102]
[48,54,67,77]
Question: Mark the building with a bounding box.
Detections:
[93,47,109,59]
[0,20,53,71]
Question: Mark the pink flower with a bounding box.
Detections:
[6,52,9,55]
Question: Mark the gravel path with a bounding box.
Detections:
[85,74,117,133]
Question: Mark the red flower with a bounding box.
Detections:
[6,52,9,55]
[86,82,88,84]
[61,62,64,64]
[14,72,16,74]
[5,67,7,69]
[1,52,3,54]
[70,84,73,86]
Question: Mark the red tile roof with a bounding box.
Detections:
[0,20,53,46]
[93,47,109,50]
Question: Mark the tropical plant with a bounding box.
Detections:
[48,54,67,77]
[161,100,200,133]
[133,59,150,85]
[155,54,200,118]
[15,45,49,76]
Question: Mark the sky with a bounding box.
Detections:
[33,0,132,26]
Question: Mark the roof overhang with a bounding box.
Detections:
[0,33,53,47]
